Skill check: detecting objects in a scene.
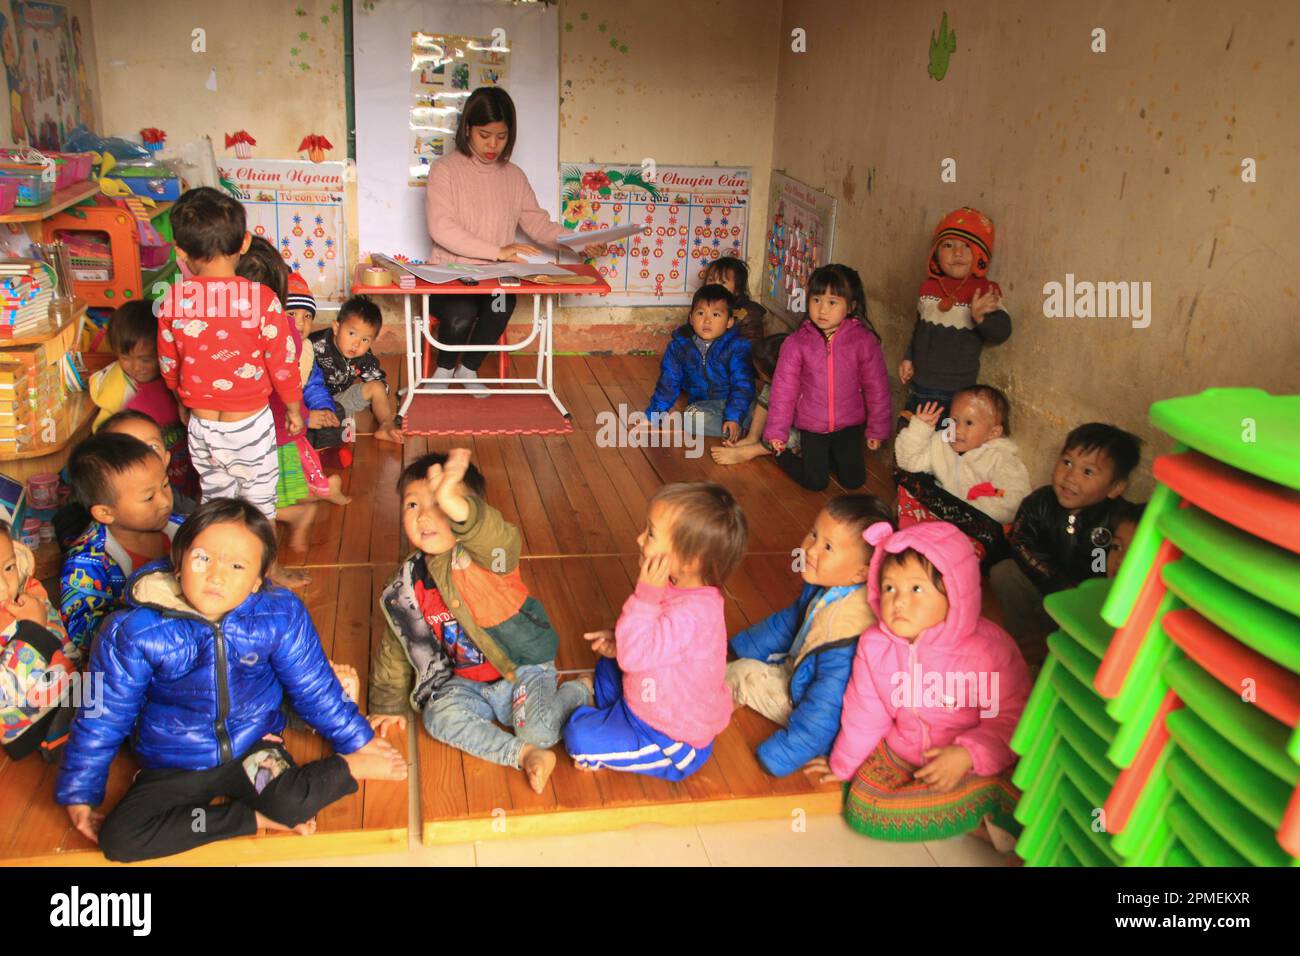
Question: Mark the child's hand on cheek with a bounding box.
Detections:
[639,552,671,588]
[915,745,974,792]
[5,592,48,626]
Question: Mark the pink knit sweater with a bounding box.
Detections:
[424,151,563,264]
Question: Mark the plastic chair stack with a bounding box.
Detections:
[1015,388,1300,866]
[1010,579,1123,865]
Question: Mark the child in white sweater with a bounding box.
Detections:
[893,386,1030,525]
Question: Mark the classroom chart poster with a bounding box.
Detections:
[760,171,838,324]
[408,31,510,187]
[216,159,348,304]
[4,1,91,151]
[559,163,750,307]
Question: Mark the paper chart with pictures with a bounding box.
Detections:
[760,171,838,323]
[217,159,348,304]
[408,31,509,186]
[559,164,750,307]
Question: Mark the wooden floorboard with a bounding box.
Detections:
[5,354,990,861]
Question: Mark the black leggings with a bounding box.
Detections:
[775,423,867,491]
[96,741,357,863]
[432,293,517,371]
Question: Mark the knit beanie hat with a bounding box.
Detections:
[285,271,317,317]
[928,207,995,278]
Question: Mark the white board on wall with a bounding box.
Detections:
[352,0,559,262]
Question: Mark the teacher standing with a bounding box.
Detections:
[424,86,600,394]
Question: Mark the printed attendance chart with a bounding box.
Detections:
[559,164,750,307]
[218,159,348,304]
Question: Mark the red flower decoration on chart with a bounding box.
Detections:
[581,170,612,191]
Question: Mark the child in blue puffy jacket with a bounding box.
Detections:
[55,498,407,863]
[646,283,755,441]
[727,495,893,777]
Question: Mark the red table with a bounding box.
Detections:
[352,263,610,420]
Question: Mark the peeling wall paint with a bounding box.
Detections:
[771,0,1300,493]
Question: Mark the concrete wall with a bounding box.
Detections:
[89,0,346,160]
[556,0,783,350]
[769,0,1300,494]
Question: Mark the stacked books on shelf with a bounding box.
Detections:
[0,314,77,456]
[0,258,55,339]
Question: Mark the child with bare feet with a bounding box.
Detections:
[564,483,747,781]
[309,296,404,445]
[368,448,588,794]
[710,333,801,467]
[55,498,405,863]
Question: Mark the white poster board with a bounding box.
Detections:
[353,0,559,262]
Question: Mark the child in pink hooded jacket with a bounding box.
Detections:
[814,520,1029,847]
[564,483,747,781]
[763,264,891,493]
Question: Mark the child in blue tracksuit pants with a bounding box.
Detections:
[645,284,755,440]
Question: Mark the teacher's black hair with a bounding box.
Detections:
[455,87,517,163]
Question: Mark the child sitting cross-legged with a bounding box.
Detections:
[309,295,403,445]
[645,283,755,442]
[564,482,747,780]
[728,494,892,777]
[806,520,1030,849]
[368,448,590,794]
[55,498,406,864]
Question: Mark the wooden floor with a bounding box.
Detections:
[3,353,926,864]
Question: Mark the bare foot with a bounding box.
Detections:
[375,421,405,445]
[268,561,312,588]
[574,673,594,695]
[332,662,359,703]
[710,442,768,466]
[322,473,352,506]
[342,737,408,780]
[520,745,557,794]
[255,811,317,836]
[277,503,318,554]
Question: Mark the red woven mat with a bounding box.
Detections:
[402,392,574,436]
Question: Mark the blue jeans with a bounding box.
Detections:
[421,662,590,769]
[563,658,714,781]
[684,399,754,439]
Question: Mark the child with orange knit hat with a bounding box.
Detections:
[898,207,1011,425]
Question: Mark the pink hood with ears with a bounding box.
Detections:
[863,520,982,648]
[829,520,1031,781]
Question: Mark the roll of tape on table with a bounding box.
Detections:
[362,266,393,287]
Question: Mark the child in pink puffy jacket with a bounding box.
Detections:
[807,520,1029,849]
[763,264,891,492]
[564,483,747,781]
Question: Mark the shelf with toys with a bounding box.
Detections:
[0,180,100,225]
